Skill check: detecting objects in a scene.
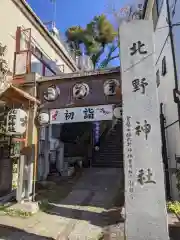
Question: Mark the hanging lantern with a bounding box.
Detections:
[73,83,90,99]
[113,107,123,119]
[38,112,49,125]
[6,109,28,135]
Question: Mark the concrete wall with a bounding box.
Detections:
[0,0,77,74]
[172,0,180,86]
[154,0,180,199]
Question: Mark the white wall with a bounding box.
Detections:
[154,0,180,199]
[0,0,75,74]
[172,0,180,86]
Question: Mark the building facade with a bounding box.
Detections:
[0,0,79,200]
[0,0,78,77]
[144,0,180,199]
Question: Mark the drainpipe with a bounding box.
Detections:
[166,0,180,129]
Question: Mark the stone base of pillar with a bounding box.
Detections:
[7,201,39,215]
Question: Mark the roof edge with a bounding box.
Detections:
[13,0,78,71]
[37,66,120,84]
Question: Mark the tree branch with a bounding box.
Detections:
[91,47,105,67]
[108,55,119,61]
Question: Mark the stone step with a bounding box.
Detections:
[99,152,123,155]
[98,156,123,160]
[100,146,123,149]
[97,161,123,164]
[99,158,123,162]
[100,143,123,147]
[91,162,123,168]
[92,122,123,167]
[99,149,123,153]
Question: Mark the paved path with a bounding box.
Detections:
[0,168,124,240]
[0,168,179,239]
[54,168,124,239]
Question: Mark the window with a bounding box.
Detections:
[162,56,167,76]
[156,69,160,87]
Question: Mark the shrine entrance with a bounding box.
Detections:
[58,119,123,168]
[37,68,122,178]
[49,103,123,169]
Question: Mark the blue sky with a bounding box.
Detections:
[27,0,129,66]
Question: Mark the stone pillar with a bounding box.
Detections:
[16,155,25,202]
[120,20,169,240]
[56,124,64,174]
[49,124,64,175]
[44,126,50,179]
[19,104,38,201]
[56,141,64,174]
[38,126,50,180]
[26,145,35,200]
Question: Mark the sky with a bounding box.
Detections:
[27,0,133,67]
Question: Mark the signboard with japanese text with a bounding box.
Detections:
[120,20,169,240]
[50,105,113,124]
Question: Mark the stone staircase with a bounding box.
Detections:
[92,120,123,168]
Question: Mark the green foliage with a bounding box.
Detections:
[65,14,118,68]
[167,201,180,215]
[0,205,33,218]
[66,26,84,56]
[86,15,117,46]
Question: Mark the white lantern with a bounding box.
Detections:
[113,107,123,119]
[73,83,89,99]
[6,109,28,135]
[38,112,49,125]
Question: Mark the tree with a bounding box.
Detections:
[65,14,119,69]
